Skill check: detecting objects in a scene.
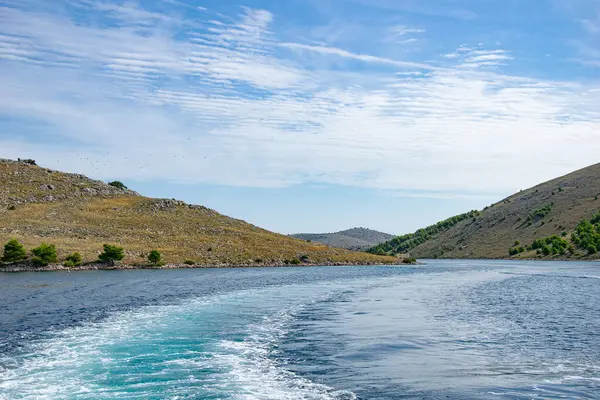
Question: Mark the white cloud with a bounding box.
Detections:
[393,27,426,36]
[0,1,599,198]
[278,42,433,70]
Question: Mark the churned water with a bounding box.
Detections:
[1,261,599,399]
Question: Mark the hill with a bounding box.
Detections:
[0,159,397,267]
[369,163,600,259]
[291,228,394,251]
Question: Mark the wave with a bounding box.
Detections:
[212,307,356,400]
[0,285,356,400]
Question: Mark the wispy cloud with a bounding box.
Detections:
[278,42,433,70]
[559,0,600,67]
[0,0,599,198]
[393,27,426,36]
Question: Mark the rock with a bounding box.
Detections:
[82,187,98,195]
[150,199,186,211]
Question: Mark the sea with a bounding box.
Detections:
[1,260,599,399]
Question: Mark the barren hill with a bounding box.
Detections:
[291,228,394,251]
[0,159,397,267]
[370,163,600,259]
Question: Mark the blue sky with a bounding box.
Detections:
[0,0,599,235]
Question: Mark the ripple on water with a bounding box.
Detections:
[1,262,600,399]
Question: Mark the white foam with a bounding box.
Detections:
[0,294,228,399]
[0,284,360,400]
[211,307,356,400]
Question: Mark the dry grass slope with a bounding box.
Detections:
[0,160,396,266]
[408,163,600,259]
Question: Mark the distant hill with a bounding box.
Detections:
[369,163,600,259]
[291,228,395,251]
[0,159,397,267]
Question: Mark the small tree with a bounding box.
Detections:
[108,181,127,190]
[148,249,161,265]
[98,244,125,265]
[31,243,58,266]
[2,239,27,263]
[64,252,83,267]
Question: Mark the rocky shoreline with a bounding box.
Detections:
[0,260,406,272]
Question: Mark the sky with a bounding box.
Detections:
[0,0,599,235]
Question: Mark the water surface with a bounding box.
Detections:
[1,260,599,399]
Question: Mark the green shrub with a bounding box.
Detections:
[98,244,125,264]
[2,239,27,263]
[108,181,127,190]
[508,247,526,256]
[402,257,417,264]
[254,258,263,263]
[148,249,161,265]
[528,203,553,221]
[289,258,301,265]
[571,216,600,254]
[299,254,310,263]
[31,243,58,266]
[530,235,569,256]
[590,212,600,225]
[184,260,196,265]
[65,252,83,266]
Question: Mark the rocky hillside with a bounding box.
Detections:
[0,159,397,266]
[371,162,600,259]
[291,228,394,251]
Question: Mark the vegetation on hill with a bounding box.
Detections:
[31,243,58,266]
[367,211,479,256]
[148,249,162,266]
[98,244,125,265]
[108,181,128,190]
[0,159,397,267]
[64,252,83,267]
[527,203,553,223]
[507,211,600,258]
[571,213,600,254]
[529,235,571,256]
[2,239,27,263]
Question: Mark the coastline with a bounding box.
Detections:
[0,260,406,272]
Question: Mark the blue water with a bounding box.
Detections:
[1,261,599,399]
